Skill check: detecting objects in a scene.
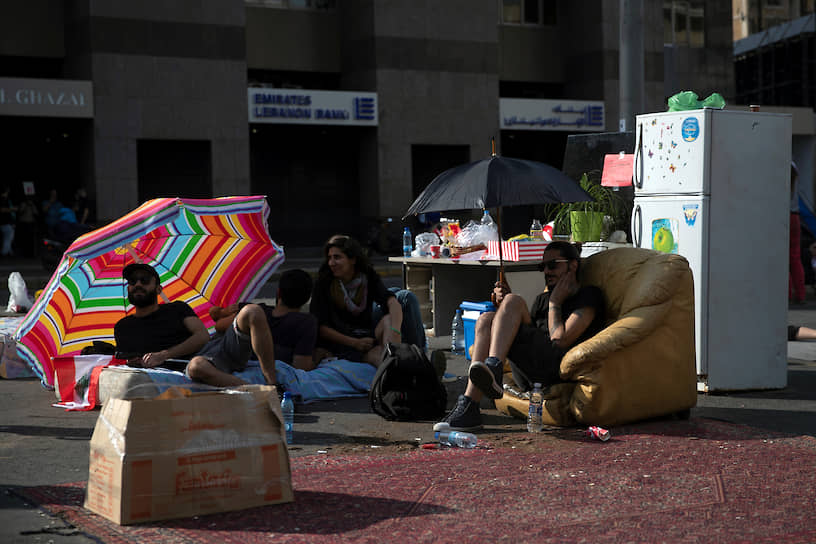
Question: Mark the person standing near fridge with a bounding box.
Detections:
[789,161,806,304]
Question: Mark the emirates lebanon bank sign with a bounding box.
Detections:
[248,88,377,126]
[0,77,93,118]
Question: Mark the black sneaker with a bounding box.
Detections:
[433,394,482,432]
[468,356,504,399]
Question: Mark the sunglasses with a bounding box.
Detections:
[127,275,153,286]
[538,259,569,271]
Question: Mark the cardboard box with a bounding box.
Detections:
[84,385,293,525]
[486,240,549,261]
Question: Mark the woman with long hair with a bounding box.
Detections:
[310,234,424,366]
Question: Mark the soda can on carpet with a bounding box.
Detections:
[587,426,610,441]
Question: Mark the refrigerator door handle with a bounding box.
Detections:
[632,204,642,247]
[634,122,643,189]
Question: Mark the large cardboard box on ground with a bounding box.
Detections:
[84,385,293,525]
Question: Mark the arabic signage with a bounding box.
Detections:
[500,98,605,131]
[0,77,94,118]
[248,88,378,126]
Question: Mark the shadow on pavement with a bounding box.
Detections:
[0,425,93,440]
[692,407,816,436]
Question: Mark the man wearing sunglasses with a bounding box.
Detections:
[435,241,605,431]
[113,263,279,388]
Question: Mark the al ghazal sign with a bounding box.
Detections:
[248,88,377,126]
[0,77,93,118]
[500,98,604,131]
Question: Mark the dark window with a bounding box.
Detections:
[501,0,556,26]
[674,5,688,45]
[502,0,522,24]
[248,70,341,90]
[499,80,565,99]
[137,140,212,202]
[0,116,87,210]
[663,5,673,45]
[523,0,539,24]
[664,1,705,48]
[411,145,470,200]
[0,56,64,78]
[245,0,336,10]
[250,124,361,246]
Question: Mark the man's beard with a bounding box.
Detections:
[129,289,158,308]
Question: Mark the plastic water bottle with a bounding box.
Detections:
[451,308,465,355]
[481,210,495,227]
[280,391,294,444]
[530,219,543,239]
[402,227,412,257]
[435,430,478,448]
[527,382,544,433]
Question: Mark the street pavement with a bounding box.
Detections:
[1,252,815,542]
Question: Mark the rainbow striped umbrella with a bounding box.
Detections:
[14,196,284,388]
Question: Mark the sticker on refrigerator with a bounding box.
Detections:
[651,218,679,254]
[682,204,699,226]
[681,117,699,142]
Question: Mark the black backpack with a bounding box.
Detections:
[369,342,447,421]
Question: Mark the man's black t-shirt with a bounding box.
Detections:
[528,285,606,344]
[114,301,198,358]
[506,285,606,389]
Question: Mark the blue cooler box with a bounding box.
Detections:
[460,301,496,360]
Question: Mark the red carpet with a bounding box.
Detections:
[12,418,816,543]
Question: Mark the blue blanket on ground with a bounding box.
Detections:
[121,358,377,403]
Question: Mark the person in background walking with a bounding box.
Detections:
[72,187,91,225]
[790,162,806,304]
[0,186,17,257]
[789,325,816,341]
[15,196,39,258]
[41,188,64,237]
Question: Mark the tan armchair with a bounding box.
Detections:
[494,247,697,427]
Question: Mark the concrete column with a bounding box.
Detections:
[619,0,644,132]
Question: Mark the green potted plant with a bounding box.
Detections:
[547,171,626,242]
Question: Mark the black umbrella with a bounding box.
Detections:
[404,155,591,215]
[404,145,592,277]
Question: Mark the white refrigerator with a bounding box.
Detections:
[631,108,791,391]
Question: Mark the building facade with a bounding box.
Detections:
[733,0,815,41]
[732,1,816,203]
[1,0,735,248]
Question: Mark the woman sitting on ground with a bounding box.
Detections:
[310,234,423,366]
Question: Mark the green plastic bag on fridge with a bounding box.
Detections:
[667,91,725,111]
[700,92,725,109]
